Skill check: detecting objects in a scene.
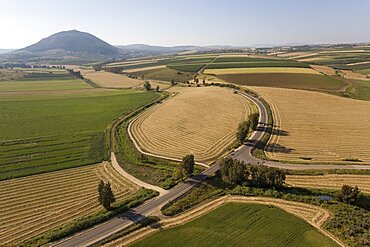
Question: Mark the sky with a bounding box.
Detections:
[0,0,369,48]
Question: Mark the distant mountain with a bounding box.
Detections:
[0,49,15,54]
[19,30,118,55]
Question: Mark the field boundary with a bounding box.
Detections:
[107,195,344,247]
[126,91,210,168]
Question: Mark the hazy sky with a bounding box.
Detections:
[1,0,369,48]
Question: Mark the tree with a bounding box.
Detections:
[98,180,116,210]
[236,120,251,144]
[249,113,259,131]
[181,154,195,177]
[219,158,246,184]
[337,185,361,204]
[143,81,151,91]
[171,78,175,85]
[156,85,160,92]
[202,78,206,85]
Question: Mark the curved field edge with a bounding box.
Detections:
[106,196,342,247]
[112,92,192,189]
[129,87,256,163]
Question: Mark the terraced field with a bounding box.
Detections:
[0,162,139,245]
[80,69,142,88]
[0,91,160,179]
[130,87,256,162]
[131,203,337,247]
[286,174,370,194]
[251,86,370,163]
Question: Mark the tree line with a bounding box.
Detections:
[219,157,286,188]
[236,112,259,144]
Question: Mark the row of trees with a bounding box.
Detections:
[220,157,286,188]
[236,113,259,144]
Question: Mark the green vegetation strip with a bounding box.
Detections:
[135,203,337,247]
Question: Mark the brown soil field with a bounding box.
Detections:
[286,175,370,194]
[250,86,370,163]
[80,69,142,88]
[310,65,337,76]
[0,162,139,245]
[216,73,346,91]
[130,87,256,162]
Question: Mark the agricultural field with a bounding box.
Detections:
[80,69,142,88]
[0,90,160,179]
[215,72,346,91]
[286,174,370,194]
[167,63,205,73]
[130,67,195,83]
[250,86,370,163]
[343,79,370,100]
[132,203,337,247]
[0,68,90,92]
[0,162,139,245]
[310,65,337,76]
[357,68,370,76]
[130,87,256,162]
[204,67,320,75]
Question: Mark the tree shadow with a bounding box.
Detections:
[117,211,163,230]
[245,140,294,154]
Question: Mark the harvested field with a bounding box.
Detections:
[130,87,256,162]
[286,175,370,194]
[80,69,142,88]
[124,65,166,73]
[0,69,26,80]
[0,162,139,245]
[204,67,319,75]
[311,65,337,76]
[128,200,337,247]
[216,73,346,91]
[251,87,370,163]
[339,70,369,81]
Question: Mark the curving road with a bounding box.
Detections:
[54,88,370,247]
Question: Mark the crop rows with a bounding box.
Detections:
[0,162,139,244]
[252,86,370,163]
[286,175,370,194]
[167,63,205,73]
[0,132,105,180]
[130,87,256,162]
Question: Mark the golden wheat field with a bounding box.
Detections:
[0,162,139,245]
[130,87,256,162]
[286,175,370,194]
[204,67,320,75]
[80,69,142,88]
[310,65,337,76]
[250,86,370,163]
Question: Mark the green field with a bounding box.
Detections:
[216,73,346,91]
[343,79,370,100]
[131,67,195,82]
[0,91,160,179]
[357,68,370,75]
[133,203,337,247]
[0,79,90,92]
[167,63,205,73]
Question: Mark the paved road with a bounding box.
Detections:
[231,90,370,170]
[54,89,370,247]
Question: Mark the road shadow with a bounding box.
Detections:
[117,211,163,230]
